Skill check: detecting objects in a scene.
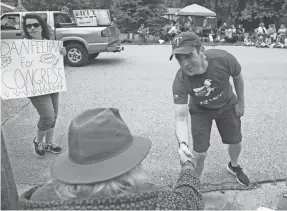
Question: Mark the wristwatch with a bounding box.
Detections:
[179,142,189,147]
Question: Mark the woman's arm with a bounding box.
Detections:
[156,162,204,210]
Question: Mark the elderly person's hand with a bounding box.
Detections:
[60,47,67,56]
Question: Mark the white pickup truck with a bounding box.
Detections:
[1,10,124,67]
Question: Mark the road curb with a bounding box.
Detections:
[17,181,286,210]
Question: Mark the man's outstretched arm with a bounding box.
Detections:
[174,104,189,146]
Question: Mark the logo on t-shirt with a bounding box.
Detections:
[193,79,215,97]
[174,36,183,47]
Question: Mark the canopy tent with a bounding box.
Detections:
[177,4,216,17]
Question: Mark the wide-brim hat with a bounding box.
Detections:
[51,108,152,184]
[170,32,202,60]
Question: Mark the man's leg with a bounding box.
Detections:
[190,112,213,177]
[228,142,242,167]
[192,150,207,177]
[215,106,250,186]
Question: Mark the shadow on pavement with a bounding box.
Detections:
[87,57,126,67]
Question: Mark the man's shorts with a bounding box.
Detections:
[190,106,242,153]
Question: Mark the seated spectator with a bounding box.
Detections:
[184,21,193,32]
[267,24,277,44]
[236,24,244,41]
[158,29,167,44]
[224,28,237,43]
[204,25,215,43]
[195,27,203,38]
[257,22,268,35]
[158,27,172,44]
[278,24,287,36]
[276,24,287,47]
[244,34,254,46]
[255,36,268,47]
[230,24,237,33]
[187,16,194,27]
[255,22,269,47]
[20,108,204,210]
[236,24,244,34]
[168,22,181,39]
[201,25,211,42]
[162,22,174,42]
[145,26,150,38]
[218,22,227,40]
[209,29,215,44]
[137,23,148,43]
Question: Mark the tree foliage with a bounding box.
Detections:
[22,0,287,30]
[237,0,286,20]
[165,0,287,21]
[113,0,167,32]
[22,0,116,11]
[23,0,96,11]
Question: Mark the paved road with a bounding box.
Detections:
[2,45,287,190]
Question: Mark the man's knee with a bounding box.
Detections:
[228,142,242,148]
[193,150,208,162]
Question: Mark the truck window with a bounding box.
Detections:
[54,13,72,24]
[1,14,20,30]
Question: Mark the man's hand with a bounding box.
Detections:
[235,102,245,117]
[178,143,194,166]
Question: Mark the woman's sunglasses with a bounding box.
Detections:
[25,23,40,29]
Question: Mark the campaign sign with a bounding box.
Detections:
[73,9,111,26]
[1,39,67,100]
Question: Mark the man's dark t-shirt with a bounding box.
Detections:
[172,49,241,113]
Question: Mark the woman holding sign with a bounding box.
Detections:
[22,14,66,157]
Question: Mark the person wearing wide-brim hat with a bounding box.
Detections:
[20,108,203,210]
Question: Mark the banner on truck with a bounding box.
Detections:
[1,39,67,100]
[73,9,111,26]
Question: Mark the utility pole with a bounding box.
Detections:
[1,131,20,210]
[14,0,27,12]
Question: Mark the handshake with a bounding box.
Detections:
[178,142,195,167]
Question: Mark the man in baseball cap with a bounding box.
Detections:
[172,32,250,186]
[170,32,203,61]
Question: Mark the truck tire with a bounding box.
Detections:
[88,53,100,60]
[65,43,89,67]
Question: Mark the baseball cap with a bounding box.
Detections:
[170,32,202,60]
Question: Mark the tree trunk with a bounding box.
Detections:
[1,131,20,210]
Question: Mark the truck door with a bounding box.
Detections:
[1,14,23,39]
